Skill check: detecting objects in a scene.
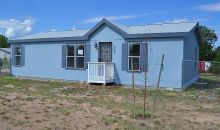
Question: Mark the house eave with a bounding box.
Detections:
[9,36,88,44]
[9,32,192,44]
[124,32,190,39]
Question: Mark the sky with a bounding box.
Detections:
[0,0,219,46]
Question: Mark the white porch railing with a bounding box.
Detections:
[88,62,114,84]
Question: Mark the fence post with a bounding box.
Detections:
[153,54,164,112]
[0,58,1,76]
[182,60,184,90]
[143,72,147,118]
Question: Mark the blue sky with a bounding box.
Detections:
[0,0,219,46]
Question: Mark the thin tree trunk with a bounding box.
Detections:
[143,72,147,118]
[132,60,136,118]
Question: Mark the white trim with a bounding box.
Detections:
[97,40,112,43]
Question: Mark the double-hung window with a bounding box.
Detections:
[66,44,85,69]
[15,46,21,66]
[128,43,140,71]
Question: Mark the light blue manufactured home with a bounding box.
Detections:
[9,19,200,89]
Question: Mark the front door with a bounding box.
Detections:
[98,42,112,62]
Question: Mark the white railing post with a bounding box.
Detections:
[103,63,106,84]
[88,63,90,83]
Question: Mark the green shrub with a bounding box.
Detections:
[209,63,220,75]
[217,89,220,96]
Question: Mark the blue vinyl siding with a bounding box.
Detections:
[183,31,200,87]
[12,43,88,81]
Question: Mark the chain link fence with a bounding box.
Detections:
[199,61,220,81]
[199,61,220,74]
[182,60,220,89]
[0,58,11,76]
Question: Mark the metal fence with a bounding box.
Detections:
[0,58,11,76]
[199,61,220,74]
[199,61,220,81]
[182,60,220,87]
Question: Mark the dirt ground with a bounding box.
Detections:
[0,75,220,130]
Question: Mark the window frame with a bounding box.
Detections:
[128,43,141,71]
[14,45,22,66]
[65,44,85,69]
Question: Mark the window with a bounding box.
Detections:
[128,43,140,71]
[66,44,85,69]
[15,46,21,66]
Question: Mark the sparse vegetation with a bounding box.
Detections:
[1,58,10,69]
[0,76,219,129]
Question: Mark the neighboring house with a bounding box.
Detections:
[9,18,200,89]
[0,48,10,60]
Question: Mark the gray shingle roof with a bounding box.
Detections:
[125,22,197,34]
[10,18,199,43]
[15,29,89,40]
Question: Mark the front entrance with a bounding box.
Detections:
[98,42,112,62]
[88,42,114,84]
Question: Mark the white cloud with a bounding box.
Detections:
[50,29,57,32]
[197,3,220,12]
[168,18,190,23]
[0,18,35,38]
[164,18,209,23]
[72,25,76,30]
[83,14,148,24]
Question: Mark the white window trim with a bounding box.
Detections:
[66,44,85,69]
[128,43,141,71]
[15,46,21,66]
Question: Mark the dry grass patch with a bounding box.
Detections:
[0,76,219,130]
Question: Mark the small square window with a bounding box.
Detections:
[129,44,140,56]
[67,57,74,68]
[16,56,21,66]
[76,45,84,56]
[67,45,74,56]
[76,57,84,68]
[129,57,140,71]
[15,47,21,55]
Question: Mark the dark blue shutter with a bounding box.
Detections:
[11,45,15,66]
[122,43,128,71]
[62,45,67,68]
[140,42,148,72]
[85,44,91,69]
[21,46,25,66]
